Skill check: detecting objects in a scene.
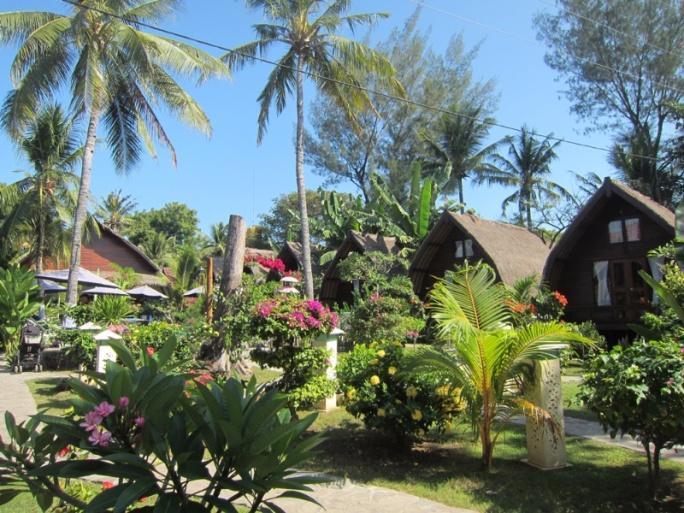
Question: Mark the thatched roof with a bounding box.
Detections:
[320,231,399,303]
[542,178,675,279]
[409,211,549,293]
[277,241,303,269]
[97,222,161,274]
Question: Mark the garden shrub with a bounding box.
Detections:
[0,266,40,358]
[58,329,97,369]
[250,295,338,409]
[640,260,684,342]
[579,339,684,496]
[90,296,137,324]
[125,321,206,370]
[0,338,323,512]
[337,341,462,445]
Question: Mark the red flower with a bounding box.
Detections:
[552,291,569,307]
[146,346,155,356]
[57,446,71,458]
[102,481,115,490]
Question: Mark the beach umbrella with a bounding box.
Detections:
[280,276,299,284]
[81,286,129,296]
[79,322,103,331]
[37,279,66,294]
[278,286,300,294]
[35,267,118,288]
[183,286,204,297]
[93,329,122,341]
[127,285,168,299]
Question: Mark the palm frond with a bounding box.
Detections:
[256,49,296,143]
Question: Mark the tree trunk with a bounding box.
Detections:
[458,176,465,213]
[36,184,45,274]
[653,443,662,499]
[295,55,315,299]
[67,108,100,305]
[206,255,214,323]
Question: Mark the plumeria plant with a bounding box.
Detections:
[0,338,325,512]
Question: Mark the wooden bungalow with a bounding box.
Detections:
[33,221,164,286]
[543,178,674,340]
[320,231,399,305]
[277,241,303,272]
[409,211,549,298]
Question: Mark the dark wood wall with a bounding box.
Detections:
[417,225,493,297]
[548,195,672,333]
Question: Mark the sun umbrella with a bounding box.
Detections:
[35,267,118,288]
[37,279,67,293]
[93,329,122,341]
[280,276,299,284]
[81,286,129,296]
[127,285,168,299]
[183,286,204,297]
[79,322,103,331]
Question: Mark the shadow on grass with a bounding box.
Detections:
[27,377,74,415]
[304,414,684,513]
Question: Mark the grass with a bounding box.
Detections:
[25,377,76,416]
[0,492,43,513]
[303,408,684,513]
[562,380,598,421]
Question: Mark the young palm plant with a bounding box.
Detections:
[226,0,403,298]
[96,190,137,232]
[0,0,227,305]
[405,264,589,471]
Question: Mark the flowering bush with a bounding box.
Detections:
[345,293,425,346]
[0,338,324,512]
[246,255,286,273]
[125,321,209,370]
[252,296,338,343]
[337,342,462,444]
[579,339,684,496]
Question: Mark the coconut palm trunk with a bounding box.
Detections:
[295,56,315,299]
[36,185,45,274]
[67,109,99,305]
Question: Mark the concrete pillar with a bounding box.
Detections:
[313,328,343,411]
[524,358,568,470]
[96,343,117,373]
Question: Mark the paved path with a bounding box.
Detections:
[0,358,72,442]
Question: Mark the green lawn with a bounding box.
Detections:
[561,380,598,421]
[25,377,76,416]
[303,408,684,513]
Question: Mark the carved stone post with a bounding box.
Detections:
[313,328,343,411]
[524,357,568,470]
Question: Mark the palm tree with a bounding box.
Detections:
[406,264,589,470]
[0,1,227,304]
[14,105,81,272]
[206,222,229,257]
[96,190,137,232]
[226,0,402,299]
[140,232,175,268]
[421,103,503,211]
[478,126,566,228]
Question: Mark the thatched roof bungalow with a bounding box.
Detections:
[543,178,674,340]
[409,211,549,298]
[277,241,303,272]
[320,231,399,305]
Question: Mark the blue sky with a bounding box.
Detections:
[0,0,617,234]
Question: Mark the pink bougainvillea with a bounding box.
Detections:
[253,296,338,341]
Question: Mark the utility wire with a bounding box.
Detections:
[408,0,684,98]
[59,0,662,162]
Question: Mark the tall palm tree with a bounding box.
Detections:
[96,190,137,232]
[478,126,566,228]
[421,103,503,211]
[226,0,403,299]
[14,105,81,272]
[0,1,227,304]
[406,264,589,470]
[206,222,229,257]
[140,231,175,268]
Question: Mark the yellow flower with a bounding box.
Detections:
[387,366,397,375]
[369,358,379,365]
[369,375,381,386]
[346,388,356,400]
[411,409,423,421]
[406,386,418,398]
[377,408,386,417]
[435,385,450,397]
[377,349,386,358]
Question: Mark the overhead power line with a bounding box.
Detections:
[57,0,662,162]
[408,0,684,98]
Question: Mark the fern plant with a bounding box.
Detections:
[90,296,135,325]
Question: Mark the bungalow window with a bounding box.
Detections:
[608,218,641,243]
[455,239,474,259]
[593,261,611,306]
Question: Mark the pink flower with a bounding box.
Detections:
[370,292,381,303]
[258,301,275,318]
[57,446,71,458]
[305,316,321,328]
[79,411,103,432]
[666,378,675,387]
[329,312,339,328]
[134,416,145,428]
[118,397,129,409]
[108,324,127,334]
[93,402,115,418]
[197,373,213,386]
[146,346,155,356]
[88,429,112,448]
[306,300,324,315]
[102,481,114,490]
[406,331,419,340]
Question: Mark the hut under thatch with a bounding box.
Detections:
[277,241,303,272]
[320,231,399,305]
[543,178,674,341]
[409,211,549,298]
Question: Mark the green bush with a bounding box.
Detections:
[337,342,461,445]
[579,339,684,496]
[0,267,40,359]
[345,293,425,345]
[59,330,97,369]
[125,321,206,370]
[90,296,136,325]
[0,338,324,511]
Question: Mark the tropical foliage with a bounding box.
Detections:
[405,263,589,469]
[0,338,325,512]
[0,267,40,358]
